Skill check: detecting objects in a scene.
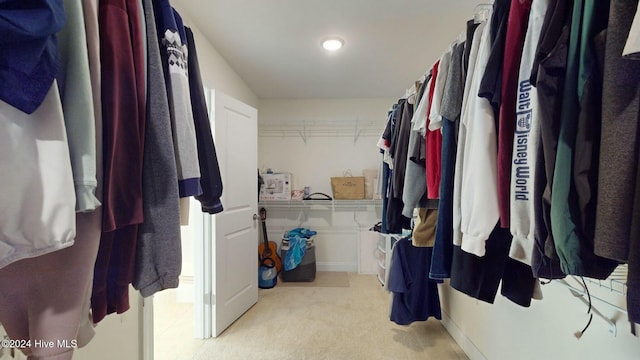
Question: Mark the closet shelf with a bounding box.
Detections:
[551,264,630,337]
[584,264,628,295]
[554,278,622,337]
[259,199,382,211]
[259,119,382,144]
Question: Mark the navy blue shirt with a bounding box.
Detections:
[388,238,442,325]
[0,0,65,113]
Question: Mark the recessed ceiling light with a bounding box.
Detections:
[322,38,344,51]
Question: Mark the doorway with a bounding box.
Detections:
[151,89,259,358]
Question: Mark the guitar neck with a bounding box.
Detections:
[261,220,269,246]
[260,207,269,247]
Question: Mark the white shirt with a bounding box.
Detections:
[453,20,487,247]
[411,77,432,136]
[457,13,499,257]
[428,47,453,131]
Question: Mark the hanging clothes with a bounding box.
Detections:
[626,0,640,331]
[463,19,480,77]
[0,2,77,272]
[529,0,570,280]
[595,0,640,325]
[401,121,429,218]
[0,2,104,356]
[424,60,442,199]
[453,19,486,249]
[508,0,551,267]
[402,76,439,218]
[0,82,78,347]
[455,14,498,257]
[57,0,101,213]
[595,0,640,264]
[98,0,146,234]
[132,0,182,299]
[0,210,102,359]
[478,0,511,118]
[431,41,465,280]
[551,0,618,279]
[386,99,413,233]
[449,18,507,303]
[448,5,535,308]
[379,106,397,234]
[411,208,438,247]
[388,238,442,325]
[390,99,413,199]
[428,50,452,132]
[496,0,533,229]
[186,27,225,214]
[154,0,202,198]
[401,78,427,216]
[77,0,104,345]
[425,51,451,201]
[92,0,147,323]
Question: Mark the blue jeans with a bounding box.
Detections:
[430,117,456,279]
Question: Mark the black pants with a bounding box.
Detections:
[450,225,536,307]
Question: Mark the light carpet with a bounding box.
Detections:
[277,271,350,287]
[186,273,468,360]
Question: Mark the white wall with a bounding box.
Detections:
[258,98,393,194]
[440,278,640,360]
[174,4,258,108]
[74,290,143,360]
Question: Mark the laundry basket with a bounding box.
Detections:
[280,237,316,282]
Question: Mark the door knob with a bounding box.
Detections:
[253,214,259,220]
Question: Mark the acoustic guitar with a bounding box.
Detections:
[258,207,282,272]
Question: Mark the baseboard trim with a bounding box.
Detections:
[317,262,357,272]
[441,310,487,360]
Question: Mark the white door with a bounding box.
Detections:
[195,90,258,338]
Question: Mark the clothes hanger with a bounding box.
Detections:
[474,3,493,23]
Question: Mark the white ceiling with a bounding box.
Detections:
[179,0,483,99]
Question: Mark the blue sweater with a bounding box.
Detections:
[0,0,65,113]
